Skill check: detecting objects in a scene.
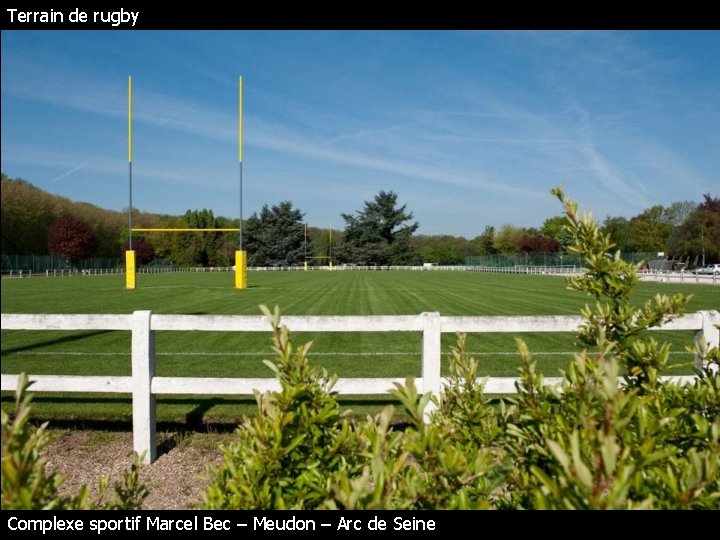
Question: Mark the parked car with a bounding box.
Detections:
[693,263,720,275]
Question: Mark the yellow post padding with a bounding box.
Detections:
[235,250,247,289]
[125,250,136,289]
[329,261,333,271]
[304,261,308,271]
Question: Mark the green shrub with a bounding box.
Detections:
[1,374,85,509]
[325,376,505,510]
[434,332,503,448]
[202,187,718,509]
[1,373,148,510]
[202,305,363,509]
[499,187,719,509]
[202,307,506,510]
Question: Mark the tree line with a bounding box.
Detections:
[2,173,718,268]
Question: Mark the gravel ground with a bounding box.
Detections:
[45,429,232,509]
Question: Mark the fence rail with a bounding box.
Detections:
[2,310,718,463]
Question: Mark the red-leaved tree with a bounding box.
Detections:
[519,234,561,253]
[47,215,97,265]
[122,237,155,265]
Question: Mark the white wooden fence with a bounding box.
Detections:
[2,310,718,463]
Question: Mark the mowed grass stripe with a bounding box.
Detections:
[2,272,717,378]
[3,270,718,313]
[2,271,715,421]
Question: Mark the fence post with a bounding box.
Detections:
[695,310,720,373]
[132,310,156,463]
[421,312,441,419]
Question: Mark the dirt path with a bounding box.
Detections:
[45,429,232,509]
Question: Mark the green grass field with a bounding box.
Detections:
[2,271,718,422]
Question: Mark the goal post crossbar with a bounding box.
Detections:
[131,228,240,233]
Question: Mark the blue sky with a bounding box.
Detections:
[2,31,718,237]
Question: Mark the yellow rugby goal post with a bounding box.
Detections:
[125,76,247,290]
